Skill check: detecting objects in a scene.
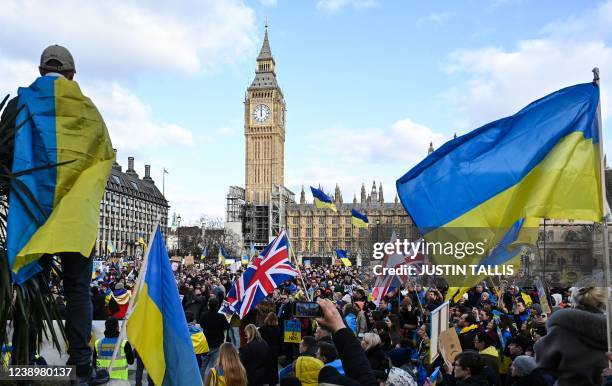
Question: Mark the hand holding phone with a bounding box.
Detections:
[294,301,323,318]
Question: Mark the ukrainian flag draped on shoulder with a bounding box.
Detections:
[7,75,115,284]
[396,83,602,284]
[126,226,201,386]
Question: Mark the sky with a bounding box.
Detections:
[2,0,611,225]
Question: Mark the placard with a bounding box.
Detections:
[438,328,462,368]
[429,301,449,363]
[535,277,552,314]
[183,255,194,266]
[283,320,301,343]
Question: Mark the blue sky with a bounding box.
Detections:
[1,0,611,224]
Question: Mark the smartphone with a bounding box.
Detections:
[294,301,323,318]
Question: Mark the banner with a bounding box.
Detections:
[283,320,301,343]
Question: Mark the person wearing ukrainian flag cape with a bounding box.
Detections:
[2,45,114,382]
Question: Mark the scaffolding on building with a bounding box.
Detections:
[269,184,295,241]
[226,186,245,223]
[243,204,270,249]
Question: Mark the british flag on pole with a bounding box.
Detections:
[371,233,424,306]
[225,229,299,319]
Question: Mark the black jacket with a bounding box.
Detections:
[199,311,229,349]
[330,327,378,386]
[239,339,269,386]
[365,344,388,373]
[259,325,281,384]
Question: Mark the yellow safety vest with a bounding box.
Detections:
[96,338,128,380]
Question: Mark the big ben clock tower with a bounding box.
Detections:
[245,25,286,204]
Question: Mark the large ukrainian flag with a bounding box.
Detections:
[311,186,337,212]
[396,83,603,281]
[7,75,115,284]
[126,226,201,386]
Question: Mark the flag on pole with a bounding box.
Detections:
[351,209,369,228]
[226,229,299,319]
[241,254,249,265]
[310,186,337,212]
[126,226,201,385]
[201,245,207,260]
[371,234,424,306]
[397,82,603,287]
[335,249,352,266]
[7,75,115,284]
[250,243,257,258]
[218,244,228,265]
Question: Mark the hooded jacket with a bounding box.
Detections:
[295,356,324,386]
[534,308,606,386]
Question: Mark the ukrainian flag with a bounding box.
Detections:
[335,249,352,266]
[241,254,249,265]
[397,83,603,284]
[218,244,228,265]
[201,245,207,260]
[126,226,201,385]
[310,186,337,212]
[7,75,115,284]
[351,209,369,228]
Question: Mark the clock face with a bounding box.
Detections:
[252,104,271,123]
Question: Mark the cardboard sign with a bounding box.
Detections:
[283,320,301,343]
[438,328,462,368]
[184,255,194,266]
[171,261,179,272]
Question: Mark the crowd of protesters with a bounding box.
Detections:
[45,256,610,386]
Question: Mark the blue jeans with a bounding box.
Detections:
[202,347,219,379]
[228,326,240,348]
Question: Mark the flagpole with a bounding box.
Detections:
[286,227,312,301]
[107,222,160,373]
[593,67,612,356]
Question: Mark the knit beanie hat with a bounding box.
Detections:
[511,355,537,376]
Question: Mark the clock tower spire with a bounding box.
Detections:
[244,25,286,204]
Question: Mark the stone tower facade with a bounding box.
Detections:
[244,26,286,204]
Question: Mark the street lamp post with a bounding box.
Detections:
[177,214,182,257]
[376,218,381,243]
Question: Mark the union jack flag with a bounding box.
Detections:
[371,233,424,306]
[226,229,299,319]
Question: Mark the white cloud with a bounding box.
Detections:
[416,12,452,27]
[316,0,377,13]
[286,117,445,205]
[310,118,445,165]
[259,0,278,6]
[443,1,612,133]
[88,81,194,154]
[218,126,236,136]
[0,0,257,76]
